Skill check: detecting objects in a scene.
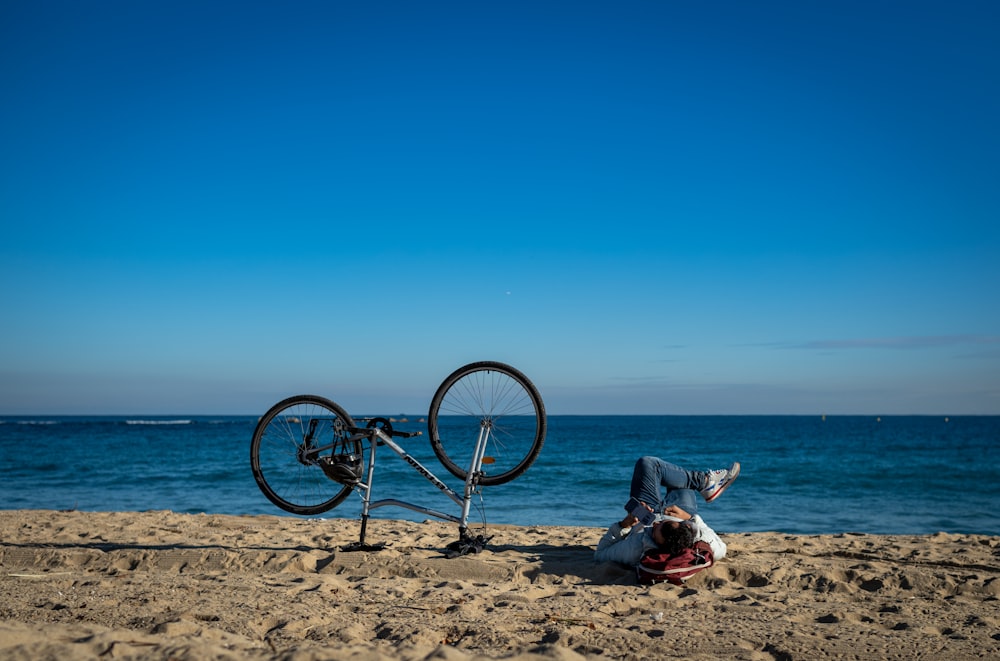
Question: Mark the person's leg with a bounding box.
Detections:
[629,456,741,514]
[662,487,700,515]
[629,456,704,512]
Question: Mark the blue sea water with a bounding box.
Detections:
[1,415,997,536]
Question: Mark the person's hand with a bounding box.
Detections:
[663,505,692,520]
[619,514,639,528]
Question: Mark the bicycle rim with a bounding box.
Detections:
[250,395,358,515]
[428,361,545,486]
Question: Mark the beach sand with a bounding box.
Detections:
[0,510,997,660]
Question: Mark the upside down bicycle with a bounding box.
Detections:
[250,361,546,555]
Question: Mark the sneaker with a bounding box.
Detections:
[700,462,740,503]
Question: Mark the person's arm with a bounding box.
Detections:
[594,514,646,564]
[688,514,727,560]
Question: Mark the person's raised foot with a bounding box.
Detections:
[700,462,740,503]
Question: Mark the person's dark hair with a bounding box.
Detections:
[657,522,695,555]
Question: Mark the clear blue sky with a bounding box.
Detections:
[2,1,998,415]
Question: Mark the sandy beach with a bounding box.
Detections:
[0,510,997,660]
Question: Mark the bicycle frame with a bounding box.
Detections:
[250,362,546,555]
[349,421,493,549]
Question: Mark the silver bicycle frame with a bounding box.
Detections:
[357,422,492,530]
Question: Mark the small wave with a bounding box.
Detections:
[15,420,59,425]
[124,420,193,425]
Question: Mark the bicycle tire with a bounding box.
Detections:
[250,394,360,515]
[428,361,546,486]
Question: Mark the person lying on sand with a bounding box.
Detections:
[594,457,740,565]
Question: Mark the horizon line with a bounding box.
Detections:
[1,413,995,419]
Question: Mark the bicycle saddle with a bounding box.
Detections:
[320,453,362,485]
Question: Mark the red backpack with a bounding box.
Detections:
[636,540,714,585]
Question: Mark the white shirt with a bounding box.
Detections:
[594,513,727,566]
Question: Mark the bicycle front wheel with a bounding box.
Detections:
[428,361,546,486]
[250,395,359,515]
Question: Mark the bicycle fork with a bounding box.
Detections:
[458,421,492,529]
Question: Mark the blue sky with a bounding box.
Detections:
[2,1,998,415]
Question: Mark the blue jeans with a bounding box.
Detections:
[629,456,706,516]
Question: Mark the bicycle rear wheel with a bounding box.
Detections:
[428,361,546,486]
[250,395,360,515]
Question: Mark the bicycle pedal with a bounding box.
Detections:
[444,533,492,558]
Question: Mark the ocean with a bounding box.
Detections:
[2,415,997,536]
